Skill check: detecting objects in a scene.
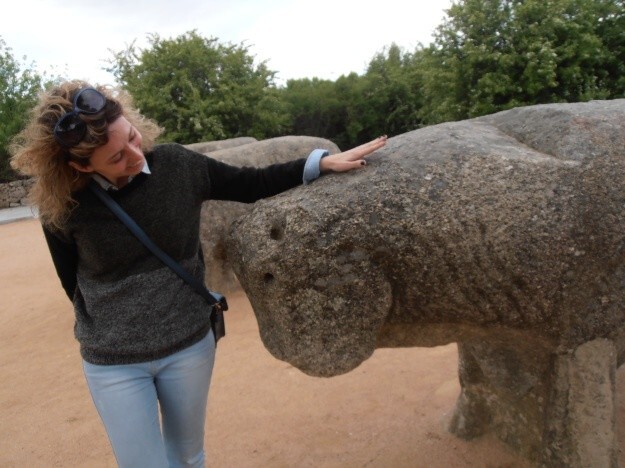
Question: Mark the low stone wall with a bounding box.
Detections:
[0,179,34,208]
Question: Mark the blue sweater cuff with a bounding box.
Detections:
[303,149,330,185]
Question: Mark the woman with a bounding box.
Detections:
[10,80,387,467]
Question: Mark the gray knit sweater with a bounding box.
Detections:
[43,143,306,365]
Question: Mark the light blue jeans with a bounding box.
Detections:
[82,331,216,468]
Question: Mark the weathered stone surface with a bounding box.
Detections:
[184,137,258,154]
[198,136,339,293]
[227,100,625,466]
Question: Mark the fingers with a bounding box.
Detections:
[363,135,388,152]
[320,135,387,174]
[357,135,387,151]
[340,159,368,172]
[348,135,388,160]
[367,135,388,147]
[323,156,367,173]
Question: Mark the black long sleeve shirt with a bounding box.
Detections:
[44,143,305,365]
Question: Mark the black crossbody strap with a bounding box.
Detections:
[88,180,228,312]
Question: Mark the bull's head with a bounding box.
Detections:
[229,201,392,377]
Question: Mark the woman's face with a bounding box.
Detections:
[69,116,145,187]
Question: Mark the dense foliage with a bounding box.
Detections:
[2,0,624,182]
[279,0,624,146]
[0,38,48,182]
[418,0,625,123]
[107,31,289,143]
[279,44,424,149]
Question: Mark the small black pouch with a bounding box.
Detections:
[210,296,228,342]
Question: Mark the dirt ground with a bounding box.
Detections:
[1,218,624,467]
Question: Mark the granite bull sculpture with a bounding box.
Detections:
[227,100,625,467]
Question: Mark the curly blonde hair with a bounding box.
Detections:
[10,80,162,230]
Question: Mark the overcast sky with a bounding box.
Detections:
[2,0,452,86]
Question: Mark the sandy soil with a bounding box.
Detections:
[1,218,624,467]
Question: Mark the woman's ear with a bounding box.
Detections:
[67,160,94,173]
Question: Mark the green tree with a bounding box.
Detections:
[0,37,47,182]
[280,45,424,149]
[333,72,369,148]
[419,0,624,124]
[107,31,289,143]
[596,0,625,97]
[279,77,349,146]
[350,44,424,143]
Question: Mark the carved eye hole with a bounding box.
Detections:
[263,273,275,283]
[269,216,286,240]
[269,227,283,240]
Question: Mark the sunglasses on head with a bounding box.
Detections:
[53,88,107,148]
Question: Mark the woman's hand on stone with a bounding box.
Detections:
[320,135,388,174]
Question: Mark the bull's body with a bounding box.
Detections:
[229,100,625,466]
